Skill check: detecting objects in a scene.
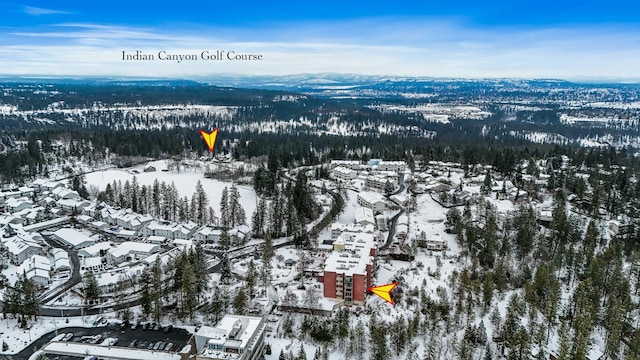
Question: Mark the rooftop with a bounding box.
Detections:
[197,314,264,351]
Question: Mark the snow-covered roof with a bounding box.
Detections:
[81,256,103,268]
[355,207,374,224]
[52,228,95,248]
[109,241,160,258]
[20,254,50,272]
[78,242,112,257]
[4,236,42,255]
[197,315,264,352]
[324,232,375,277]
[5,197,33,209]
[357,191,386,205]
[42,341,180,360]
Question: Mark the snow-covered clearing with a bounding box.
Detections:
[85,160,257,216]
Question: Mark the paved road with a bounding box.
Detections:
[39,236,81,305]
[380,173,406,251]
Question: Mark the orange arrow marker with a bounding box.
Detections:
[368,282,397,305]
[200,128,219,153]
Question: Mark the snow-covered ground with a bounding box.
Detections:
[85,160,257,216]
[0,314,111,355]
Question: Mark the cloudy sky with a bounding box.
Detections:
[1,0,639,80]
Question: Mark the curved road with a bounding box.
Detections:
[39,236,82,304]
[380,173,406,251]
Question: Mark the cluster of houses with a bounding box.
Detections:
[0,178,253,300]
[330,159,404,194]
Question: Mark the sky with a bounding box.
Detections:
[1,0,639,80]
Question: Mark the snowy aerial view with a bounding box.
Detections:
[1,1,640,360]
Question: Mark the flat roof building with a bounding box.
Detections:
[321,232,376,306]
[195,314,266,360]
[52,228,95,250]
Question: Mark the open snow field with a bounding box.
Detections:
[85,160,257,216]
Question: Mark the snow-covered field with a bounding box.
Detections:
[85,160,257,216]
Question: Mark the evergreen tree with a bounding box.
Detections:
[208,287,225,323]
[246,260,256,299]
[82,270,101,305]
[229,184,246,227]
[220,228,231,250]
[220,186,229,227]
[195,180,209,226]
[233,288,247,315]
[139,269,152,318]
[252,198,266,237]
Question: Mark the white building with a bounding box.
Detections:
[51,187,81,201]
[20,254,51,287]
[107,242,161,265]
[195,315,266,360]
[51,248,71,273]
[356,192,387,212]
[330,160,362,171]
[367,159,406,172]
[332,166,358,181]
[355,207,375,227]
[330,223,374,239]
[52,228,95,250]
[194,226,222,243]
[78,242,112,258]
[365,174,397,192]
[57,198,91,213]
[5,197,33,213]
[140,221,175,238]
[0,186,34,204]
[4,236,43,265]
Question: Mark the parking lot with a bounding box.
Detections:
[15,322,191,360]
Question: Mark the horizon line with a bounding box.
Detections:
[1,73,639,85]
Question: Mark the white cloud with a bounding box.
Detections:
[1,21,639,80]
[23,6,70,16]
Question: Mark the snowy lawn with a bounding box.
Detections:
[85,160,257,216]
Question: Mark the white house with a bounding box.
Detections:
[357,192,387,212]
[355,207,375,227]
[194,226,222,243]
[140,221,175,238]
[107,242,161,265]
[78,242,112,258]
[4,236,43,265]
[51,187,81,200]
[332,166,358,181]
[330,160,362,170]
[5,197,33,213]
[57,198,92,213]
[51,248,71,273]
[20,254,51,287]
[230,225,252,245]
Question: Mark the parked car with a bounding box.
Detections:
[153,323,161,331]
[153,341,163,350]
[130,322,138,330]
[164,342,174,351]
[147,342,155,350]
[142,322,149,330]
[149,322,156,330]
[163,324,173,333]
[93,317,104,326]
[129,339,138,347]
[89,334,102,344]
[62,333,73,341]
[102,337,118,346]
